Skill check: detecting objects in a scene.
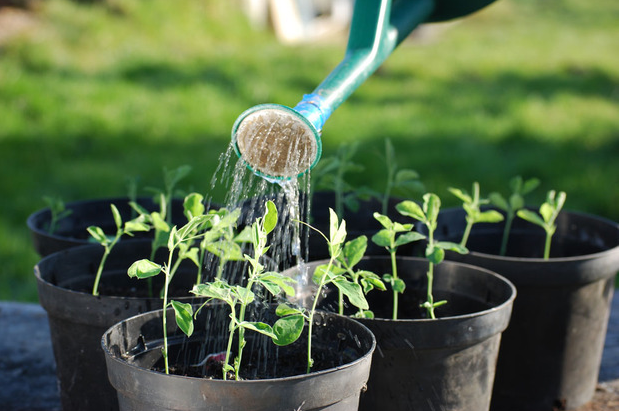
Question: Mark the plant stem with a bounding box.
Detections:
[91,247,110,296]
[223,305,237,381]
[460,217,473,248]
[390,249,398,320]
[161,251,174,374]
[499,211,514,256]
[426,262,436,319]
[544,230,552,259]
[307,258,334,374]
[338,290,344,315]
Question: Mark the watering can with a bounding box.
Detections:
[232,0,497,180]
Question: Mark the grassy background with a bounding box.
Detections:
[1,0,617,302]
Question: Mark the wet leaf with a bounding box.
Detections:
[127,259,162,279]
[272,315,304,346]
[171,300,194,337]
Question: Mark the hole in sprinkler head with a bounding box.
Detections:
[234,108,318,179]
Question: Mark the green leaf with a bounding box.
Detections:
[263,200,278,234]
[371,229,392,247]
[426,245,445,265]
[373,212,393,230]
[239,321,276,339]
[207,241,244,261]
[272,315,305,346]
[179,246,201,267]
[477,210,504,223]
[522,178,540,195]
[124,216,151,234]
[183,193,205,220]
[111,204,122,230]
[170,300,194,337]
[329,209,347,246]
[517,209,545,227]
[392,278,406,293]
[151,212,170,233]
[129,201,151,217]
[435,241,468,254]
[394,231,425,247]
[127,259,162,279]
[424,193,441,224]
[509,193,524,211]
[341,236,367,268]
[191,281,232,302]
[360,271,387,291]
[396,200,425,222]
[489,192,508,211]
[540,203,554,223]
[448,187,471,203]
[235,286,254,305]
[395,169,419,183]
[259,272,297,297]
[87,226,108,245]
[276,303,304,317]
[333,278,368,310]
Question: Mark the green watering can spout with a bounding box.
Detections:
[232,0,497,180]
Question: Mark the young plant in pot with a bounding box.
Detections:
[439,178,619,411]
[308,138,424,260]
[34,193,246,411]
[285,193,517,411]
[102,201,377,411]
[27,165,197,257]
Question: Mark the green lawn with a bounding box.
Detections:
[1,0,617,302]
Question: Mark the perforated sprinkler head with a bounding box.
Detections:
[232,98,328,180]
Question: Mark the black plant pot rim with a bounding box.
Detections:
[302,257,517,324]
[443,209,619,262]
[27,196,138,240]
[102,307,377,385]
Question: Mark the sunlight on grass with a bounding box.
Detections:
[1,0,617,301]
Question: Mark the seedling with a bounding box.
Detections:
[290,209,373,373]
[371,212,425,319]
[449,182,504,247]
[127,212,212,374]
[397,194,468,319]
[516,190,566,259]
[380,139,423,215]
[191,201,301,380]
[87,204,150,296]
[42,196,72,234]
[336,235,386,318]
[489,176,540,256]
[311,142,367,217]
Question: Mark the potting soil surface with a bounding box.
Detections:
[1,293,618,411]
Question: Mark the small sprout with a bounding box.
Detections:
[371,211,424,320]
[43,196,72,234]
[88,204,150,296]
[380,139,424,215]
[336,235,386,319]
[449,182,504,248]
[517,190,566,259]
[128,212,212,374]
[397,195,468,319]
[191,201,301,380]
[489,176,540,256]
[296,208,374,373]
[311,142,365,217]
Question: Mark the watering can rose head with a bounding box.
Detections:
[232,103,322,180]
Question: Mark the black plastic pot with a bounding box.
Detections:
[284,256,516,411]
[34,240,240,411]
[434,208,619,410]
[102,304,376,411]
[27,196,197,257]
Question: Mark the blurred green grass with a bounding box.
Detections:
[1,0,617,302]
